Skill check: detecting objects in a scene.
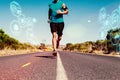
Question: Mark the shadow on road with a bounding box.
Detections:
[35,56,56,59]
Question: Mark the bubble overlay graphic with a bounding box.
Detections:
[10,1,39,45]
[99,6,120,39]
[99,5,120,52]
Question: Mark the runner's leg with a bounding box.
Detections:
[52,32,57,51]
[57,36,62,49]
[57,22,64,49]
[50,23,57,51]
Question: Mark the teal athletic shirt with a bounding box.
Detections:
[49,1,64,23]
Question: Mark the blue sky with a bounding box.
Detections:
[0,0,120,45]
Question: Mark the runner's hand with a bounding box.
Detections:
[57,10,63,14]
[48,19,50,23]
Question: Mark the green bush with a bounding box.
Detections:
[0,29,36,50]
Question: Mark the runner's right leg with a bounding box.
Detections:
[52,32,57,56]
[52,32,57,51]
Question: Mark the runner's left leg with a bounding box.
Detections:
[57,22,64,49]
[57,36,62,49]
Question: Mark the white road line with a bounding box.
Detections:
[56,52,68,80]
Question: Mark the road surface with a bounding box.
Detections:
[0,51,120,80]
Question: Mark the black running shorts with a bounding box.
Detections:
[50,22,64,36]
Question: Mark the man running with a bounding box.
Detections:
[48,0,68,55]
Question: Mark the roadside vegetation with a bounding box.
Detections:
[0,29,42,56]
[0,29,37,50]
[64,28,120,56]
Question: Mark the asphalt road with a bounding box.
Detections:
[0,51,120,80]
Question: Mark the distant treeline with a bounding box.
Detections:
[0,29,36,50]
[64,28,120,54]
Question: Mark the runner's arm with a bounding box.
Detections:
[48,8,52,20]
[62,3,68,14]
[57,3,68,15]
[48,8,52,23]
